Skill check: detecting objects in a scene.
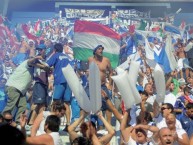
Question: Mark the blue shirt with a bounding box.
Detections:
[180,113,193,137]
[174,96,186,110]
[0,87,7,112]
[47,52,69,85]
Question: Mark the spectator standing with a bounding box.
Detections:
[28,44,50,125]
[46,43,71,127]
[3,56,49,124]
[21,114,63,145]
[179,103,193,138]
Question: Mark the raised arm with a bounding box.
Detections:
[134,124,159,135]
[120,109,133,143]
[30,112,43,137]
[20,114,27,137]
[174,132,189,145]
[27,56,50,72]
[97,111,115,145]
[68,111,87,142]
[101,90,123,123]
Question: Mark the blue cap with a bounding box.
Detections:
[93,45,104,55]
[36,44,46,50]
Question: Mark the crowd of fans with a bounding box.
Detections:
[1,14,193,145]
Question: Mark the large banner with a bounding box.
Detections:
[116,9,151,19]
[64,8,105,18]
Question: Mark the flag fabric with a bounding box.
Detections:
[73,20,121,68]
[0,25,7,39]
[164,24,181,35]
[188,28,193,35]
[125,36,137,56]
[179,20,186,30]
[148,38,176,73]
[0,16,4,24]
[66,26,74,38]
[138,31,176,73]
[138,20,147,31]
[118,26,128,35]
[145,44,172,73]
[157,28,164,38]
[140,31,154,60]
[34,20,42,37]
[22,24,37,41]
[164,34,177,73]
[129,25,135,33]
[152,26,160,32]
[34,20,41,32]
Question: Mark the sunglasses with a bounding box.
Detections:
[4,118,13,123]
[161,107,168,111]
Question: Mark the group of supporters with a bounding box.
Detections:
[1,15,193,145]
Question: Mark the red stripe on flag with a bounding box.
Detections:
[74,20,121,40]
[22,24,37,40]
[189,28,193,35]
[152,26,160,32]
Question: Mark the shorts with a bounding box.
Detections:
[32,82,47,104]
[53,83,72,102]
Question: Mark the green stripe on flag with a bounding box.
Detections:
[73,47,119,68]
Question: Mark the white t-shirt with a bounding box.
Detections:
[156,117,182,129]
[49,132,63,145]
[6,60,33,95]
[123,136,153,145]
[164,91,177,107]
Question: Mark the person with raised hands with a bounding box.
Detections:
[101,89,123,123]
[3,55,50,125]
[30,101,66,137]
[68,110,115,145]
[120,108,159,145]
[20,114,63,145]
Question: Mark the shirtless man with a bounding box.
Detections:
[88,45,113,125]
[175,41,189,79]
[12,38,29,66]
[28,39,35,58]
